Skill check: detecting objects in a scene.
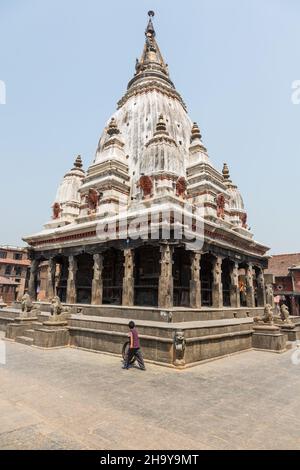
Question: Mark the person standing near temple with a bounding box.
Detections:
[122,321,146,370]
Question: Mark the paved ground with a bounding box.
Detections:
[0,332,300,450]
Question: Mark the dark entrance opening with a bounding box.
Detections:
[56,256,69,303]
[102,249,124,305]
[76,254,93,304]
[173,248,190,307]
[201,253,213,307]
[222,258,232,307]
[134,245,159,307]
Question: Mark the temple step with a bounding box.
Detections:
[24,329,35,339]
[16,336,34,346]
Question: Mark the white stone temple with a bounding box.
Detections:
[24,11,269,311]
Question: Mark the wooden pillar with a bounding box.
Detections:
[46,258,55,301]
[67,255,77,304]
[28,259,39,300]
[190,252,201,308]
[212,256,223,308]
[245,263,255,308]
[230,262,240,308]
[158,244,173,308]
[91,254,103,305]
[256,267,266,307]
[122,249,134,306]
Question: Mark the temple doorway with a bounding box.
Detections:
[76,254,93,304]
[102,249,124,305]
[173,247,190,307]
[201,253,213,306]
[134,245,159,307]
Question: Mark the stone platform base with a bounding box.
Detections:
[3,303,296,367]
[252,325,287,353]
[68,315,253,367]
[280,324,300,342]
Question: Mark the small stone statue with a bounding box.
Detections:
[280,304,292,324]
[50,296,63,316]
[254,304,274,325]
[21,294,33,313]
[174,330,186,365]
[49,296,70,323]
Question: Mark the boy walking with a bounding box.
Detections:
[122,321,146,370]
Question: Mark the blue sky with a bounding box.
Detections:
[0,0,299,254]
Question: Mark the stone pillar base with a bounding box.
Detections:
[246,287,255,308]
[212,283,223,308]
[190,280,201,309]
[122,278,134,306]
[230,286,240,308]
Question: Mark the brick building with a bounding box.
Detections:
[0,276,18,304]
[266,253,300,316]
[0,246,31,302]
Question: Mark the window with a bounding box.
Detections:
[15,267,22,276]
[5,266,12,275]
[14,253,23,260]
[0,251,7,259]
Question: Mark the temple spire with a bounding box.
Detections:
[146,10,156,37]
[222,163,232,183]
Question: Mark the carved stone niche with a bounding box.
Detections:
[176,177,187,198]
[240,212,248,228]
[86,188,100,213]
[52,202,62,220]
[216,193,225,219]
[138,175,153,199]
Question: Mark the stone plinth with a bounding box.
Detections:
[33,327,69,348]
[280,324,300,342]
[6,317,38,341]
[252,324,287,353]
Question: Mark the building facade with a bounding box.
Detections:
[266,253,300,316]
[23,12,269,310]
[0,246,31,301]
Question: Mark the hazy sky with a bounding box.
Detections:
[0,0,299,254]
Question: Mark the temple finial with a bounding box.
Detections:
[155,114,167,134]
[191,122,202,141]
[222,163,231,181]
[146,11,155,37]
[74,155,83,169]
[107,117,120,136]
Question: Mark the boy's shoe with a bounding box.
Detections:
[122,365,129,369]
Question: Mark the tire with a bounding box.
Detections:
[122,341,136,365]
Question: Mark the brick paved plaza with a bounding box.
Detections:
[0,331,300,450]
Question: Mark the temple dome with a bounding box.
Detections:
[55,155,85,205]
[140,114,184,177]
[227,185,245,211]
